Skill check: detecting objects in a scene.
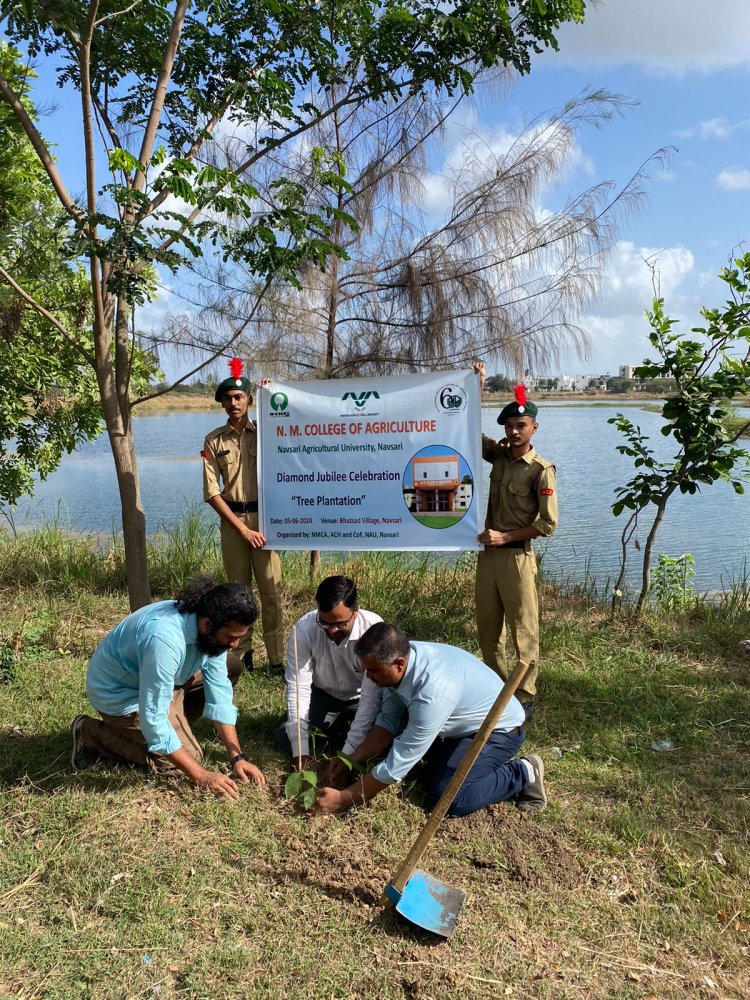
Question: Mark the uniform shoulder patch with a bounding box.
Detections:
[200,449,209,458]
[540,487,554,496]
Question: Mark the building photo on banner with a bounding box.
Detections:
[257,370,482,551]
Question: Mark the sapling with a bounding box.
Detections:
[284,622,319,810]
[609,253,750,612]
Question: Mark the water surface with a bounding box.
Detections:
[7,404,749,594]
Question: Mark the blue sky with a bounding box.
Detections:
[477,0,750,375]
[11,1,750,381]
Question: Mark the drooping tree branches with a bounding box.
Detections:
[171,87,665,380]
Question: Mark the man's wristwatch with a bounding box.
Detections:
[228,753,248,768]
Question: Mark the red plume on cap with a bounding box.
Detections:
[514,384,527,406]
[228,358,244,380]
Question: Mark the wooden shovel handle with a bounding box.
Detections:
[384,659,530,903]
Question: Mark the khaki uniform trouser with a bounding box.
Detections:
[220,513,284,663]
[475,547,539,701]
[79,657,242,773]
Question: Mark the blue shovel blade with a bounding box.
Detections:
[386,870,466,939]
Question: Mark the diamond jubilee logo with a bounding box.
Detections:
[435,384,467,413]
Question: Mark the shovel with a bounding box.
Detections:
[381,659,531,938]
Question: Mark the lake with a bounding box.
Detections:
[6,403,749,594]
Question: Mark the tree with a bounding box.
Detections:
[0,0,587,609]
[609,253,750,614]
[0,45,102,507]
[485,374,514,393]
[607,377,635,392]
[179,89,660,381]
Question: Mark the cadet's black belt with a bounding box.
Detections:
[496,540,526,549]
[226,500,258,514]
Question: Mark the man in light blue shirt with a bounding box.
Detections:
[314,622,546,817]
[71,577,266,800]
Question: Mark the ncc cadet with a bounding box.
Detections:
[202,359,284,673]
[473,363,557,721]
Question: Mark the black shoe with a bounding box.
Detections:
[243,650,254,673]
[521,700,535,725]
[70,715,99,772]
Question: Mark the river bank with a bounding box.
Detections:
[133,388,670,415]
[1,544,748,998]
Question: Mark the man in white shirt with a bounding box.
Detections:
[276,575,382,770]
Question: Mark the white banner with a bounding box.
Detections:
[257,371,482,551]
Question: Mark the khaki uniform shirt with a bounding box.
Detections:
[202,420,259,504]
[482,437,557,537]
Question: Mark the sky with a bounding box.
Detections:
[468,0,750,375]
[8,0,750,381]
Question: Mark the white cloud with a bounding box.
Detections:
[676,117,750,140]
[420,107,594,219]
[716,167,750,191]
[549,1,750,75]
[576,241,720,372]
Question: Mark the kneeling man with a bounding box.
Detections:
[71,576,266,800]
[277,575,382,769]
[314,622,546,818]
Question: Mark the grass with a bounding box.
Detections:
[0,529,749,998]
[412,513,465,528]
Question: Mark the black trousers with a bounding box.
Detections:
[274,684,358,756]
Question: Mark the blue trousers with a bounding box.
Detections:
[424,727,527,817]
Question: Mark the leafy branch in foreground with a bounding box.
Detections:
[610,251,750,613]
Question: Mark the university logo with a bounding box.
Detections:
[270,391,289,412]
[435,384,467,413]
[341,390,380,409]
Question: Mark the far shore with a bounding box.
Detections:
[131,388,678,415]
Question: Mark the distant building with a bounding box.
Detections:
[618,365,636,380]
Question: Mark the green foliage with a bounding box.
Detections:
[0,644,15,683]
[0,44,102,505]
[0,0,588,303]
[485,373,514,393]
[650,553,696,614]
[610,255,750,516]
[0,1,589,603]
[609,253,750,609]
[284,769,318,810]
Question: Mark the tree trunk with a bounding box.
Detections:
[611,509,638,617]
[635,497,669,613]
[106,419,152,610]
[309,549,320,579]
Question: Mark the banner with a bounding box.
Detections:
[257,371,482,551]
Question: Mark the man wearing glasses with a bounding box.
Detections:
[275,575,383,771]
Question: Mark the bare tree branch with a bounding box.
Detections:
[0,74,83,222]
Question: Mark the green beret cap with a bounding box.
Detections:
[497,385,538,423]
[214,376,252,402]
[215,358,252,401]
